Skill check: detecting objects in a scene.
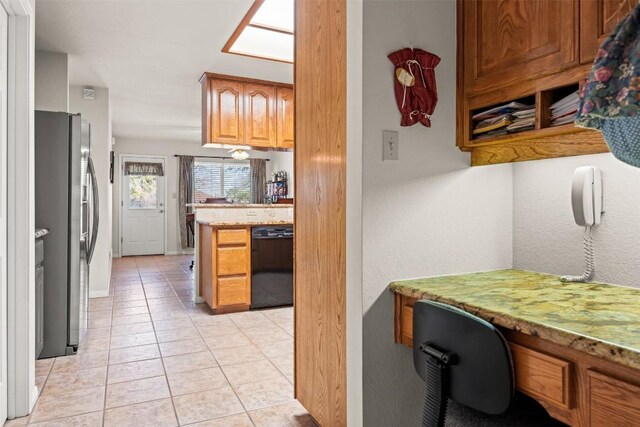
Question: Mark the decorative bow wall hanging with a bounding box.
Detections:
[388,47,440,127]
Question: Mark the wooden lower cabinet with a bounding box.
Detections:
[199,224,251,313]
[393,294,640,426]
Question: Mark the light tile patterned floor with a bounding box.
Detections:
[6,255,315,426]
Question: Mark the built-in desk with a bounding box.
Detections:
[390,270,640,426]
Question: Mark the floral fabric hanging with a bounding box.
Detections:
[576,3,640,168]
[388,47,440,127]
[124,162,165,176]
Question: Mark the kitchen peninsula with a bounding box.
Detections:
[191,203,294,313]
[390,270,640,426]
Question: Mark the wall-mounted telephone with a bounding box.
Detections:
[562,166,605,283]
[571,166,604,227]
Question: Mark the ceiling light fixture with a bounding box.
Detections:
[231,149,250,160]
[222,0,294,63]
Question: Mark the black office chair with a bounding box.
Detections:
[413,300,514,427]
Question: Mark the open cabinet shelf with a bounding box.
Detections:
[455,0,616,166]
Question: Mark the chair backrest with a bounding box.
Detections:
[413,300,514,415]
[205,197,228,204]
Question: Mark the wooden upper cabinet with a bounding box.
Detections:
[244,83,277,148]
[276,87,295,149]
[200,73,293,148]
[209,78,244,145]
[580,0,634,63]
[463,0,579,94]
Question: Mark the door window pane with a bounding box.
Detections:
[128,175,158,208]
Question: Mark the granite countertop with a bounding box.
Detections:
[188,203,293,209]
[389,269,640,370]
[197,220,293,226]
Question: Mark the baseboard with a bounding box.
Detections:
[89,290,110,298]
[165,249,195,256]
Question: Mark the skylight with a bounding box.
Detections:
[223,0,294,63]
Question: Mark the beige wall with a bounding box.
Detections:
[35,50,68,112]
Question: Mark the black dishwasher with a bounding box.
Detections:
[251,226,293,309]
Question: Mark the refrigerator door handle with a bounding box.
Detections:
[87,157,99,264]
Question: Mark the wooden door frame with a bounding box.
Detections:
[294,0,363,425]
[118,154,168,257]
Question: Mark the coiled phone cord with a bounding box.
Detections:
[561,226,594,283]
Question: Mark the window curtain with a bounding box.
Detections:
[124,161,164,176]
[250,159,267,204]
[178,156,194,249]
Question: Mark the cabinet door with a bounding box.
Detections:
[276,87,295,149]
[244,83,277,148]
[463,0,579,94]
[217,246,249,276]
[217,276,250,306]
[210,79,244,145]
[588,370,640,426]
[580,0,634,63]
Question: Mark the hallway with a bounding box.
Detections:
[13,256,311,426]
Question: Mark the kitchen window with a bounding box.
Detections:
[193,158,251,203]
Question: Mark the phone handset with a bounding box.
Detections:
[561,166,604,283]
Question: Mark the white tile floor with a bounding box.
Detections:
[5,255,314,426]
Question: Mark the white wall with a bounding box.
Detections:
[69,85,112,298]
[514,153,640,288]
[361,1,513,425]
[34,50,68,112]
[111,138,287,256]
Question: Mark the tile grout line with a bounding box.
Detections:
[149,258,181,426]
[100,265,134,427]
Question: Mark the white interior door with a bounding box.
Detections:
[0,4,9,422]
[121,156,165,256]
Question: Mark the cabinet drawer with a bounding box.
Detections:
[217,246,249,276]
[588,370,640,426]
[217,228,248,246]
[510,343,573,409]
[218,276,249,306]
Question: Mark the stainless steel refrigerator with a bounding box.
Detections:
[35,111,99,358]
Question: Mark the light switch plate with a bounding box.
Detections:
[383,130,399,161]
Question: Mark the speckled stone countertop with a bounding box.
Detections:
[197,220,293,226]
[389,269,640,370]
[188,204,293,209]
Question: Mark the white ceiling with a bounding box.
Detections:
[35,0,294,142]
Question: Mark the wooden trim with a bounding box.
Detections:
[222,0,294,64]
[221,0,265,53]
[294,0,347,424]
[248,23,293,35]
[222,50,294,65]
[199,72,292,89]
[455,0,465,149]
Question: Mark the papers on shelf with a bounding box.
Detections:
[472,116,512,135]
[550,91,579,126]
[472,102,534,121]
[513,108,535,118]
[506,117,535,132]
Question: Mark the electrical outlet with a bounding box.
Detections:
[383,130,399,161]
